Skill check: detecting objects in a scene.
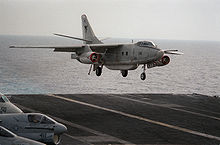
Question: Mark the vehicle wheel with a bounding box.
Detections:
[140,72,146,80]
[96,67,102,76]
[121,70,128,77]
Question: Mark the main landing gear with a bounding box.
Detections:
[96,66,102,76]
[88,64,147,80]
[88,64,103,76]
[140,64,146,80]
[121,70,128,77]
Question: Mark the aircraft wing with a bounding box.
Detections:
[89,43,123,53]
[164,50,183,55]
[10,45,83,52]
[53,43,123,53]
[10,43,124,53]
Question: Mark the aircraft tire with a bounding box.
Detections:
[96,67,102,76]
[140,72,146,80]
[121,70,128,77]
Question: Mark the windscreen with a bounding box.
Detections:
[28,114,42,123]
[41,116,55,124]
[136,41,156,48]
[0,95,9,103]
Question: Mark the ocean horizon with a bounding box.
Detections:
[0,35,219,96]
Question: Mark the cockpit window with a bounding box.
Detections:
[0,127,14,137]
[41,116,55,124]
[136,41,156,48]
[28,114,42,123]
[0,97,4,102]
[0,95,9,103]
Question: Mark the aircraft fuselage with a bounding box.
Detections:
[76,43,164,70]
[0,113,67,145]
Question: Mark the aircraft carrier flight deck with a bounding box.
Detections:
[9,94,220,145]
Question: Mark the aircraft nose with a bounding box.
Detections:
[54,123,67,134]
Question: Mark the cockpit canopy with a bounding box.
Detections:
[0,94,9,103]
[28,114,55,124]
[136,41,157,48]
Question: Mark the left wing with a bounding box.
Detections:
[10,43,124,53]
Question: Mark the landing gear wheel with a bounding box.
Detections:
[140,72,146,80]
[121,70,128,77]
[96,66,102,76]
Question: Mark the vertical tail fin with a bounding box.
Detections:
[81,14,102,44]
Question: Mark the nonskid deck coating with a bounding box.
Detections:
[9,94,220,145]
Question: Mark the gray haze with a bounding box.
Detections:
[1,0,220,41]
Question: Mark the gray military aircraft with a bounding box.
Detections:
[0,92,23,114]
[0,92,67,144]
[0,113,67,145]
[10,14,183,80]
[0,126,45,145]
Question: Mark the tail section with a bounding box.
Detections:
[81,14,102,44]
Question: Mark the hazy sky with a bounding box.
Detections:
[1,0,220,41]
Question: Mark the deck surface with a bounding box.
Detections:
[10,94,220,145]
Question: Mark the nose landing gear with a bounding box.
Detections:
[140,64,146,80]
[140,72,146,80]
[121,70,128,77]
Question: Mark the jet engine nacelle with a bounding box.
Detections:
[78,52,101,64]
[147,55,170,68]
[161,55,170,65]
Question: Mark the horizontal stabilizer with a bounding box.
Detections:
[54,33,92,43]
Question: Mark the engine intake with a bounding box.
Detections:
[89,52,101,63]
[147,55,170,68]
[161,55,170,65]
[77,52,102,64]
[53,134,61,145]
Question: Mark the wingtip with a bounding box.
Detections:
[53,33,59,36]
[9,46,15,48]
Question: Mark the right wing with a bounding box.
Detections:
[53,33,92,43]
[164,50,184,55]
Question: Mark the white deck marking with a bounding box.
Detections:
[51,116,131,144]
[15,103,131,144]
[49,94,220,141]
[109,94,220,121]
[124,94,220,116]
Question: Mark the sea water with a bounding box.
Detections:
[0,35,219,96]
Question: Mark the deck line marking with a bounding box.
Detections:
[109,94,220,121]
[49,94,220,141]
[124,94,220,116]
[51,116,131,144]
[181,106,220,116]
[15,103,131,144]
